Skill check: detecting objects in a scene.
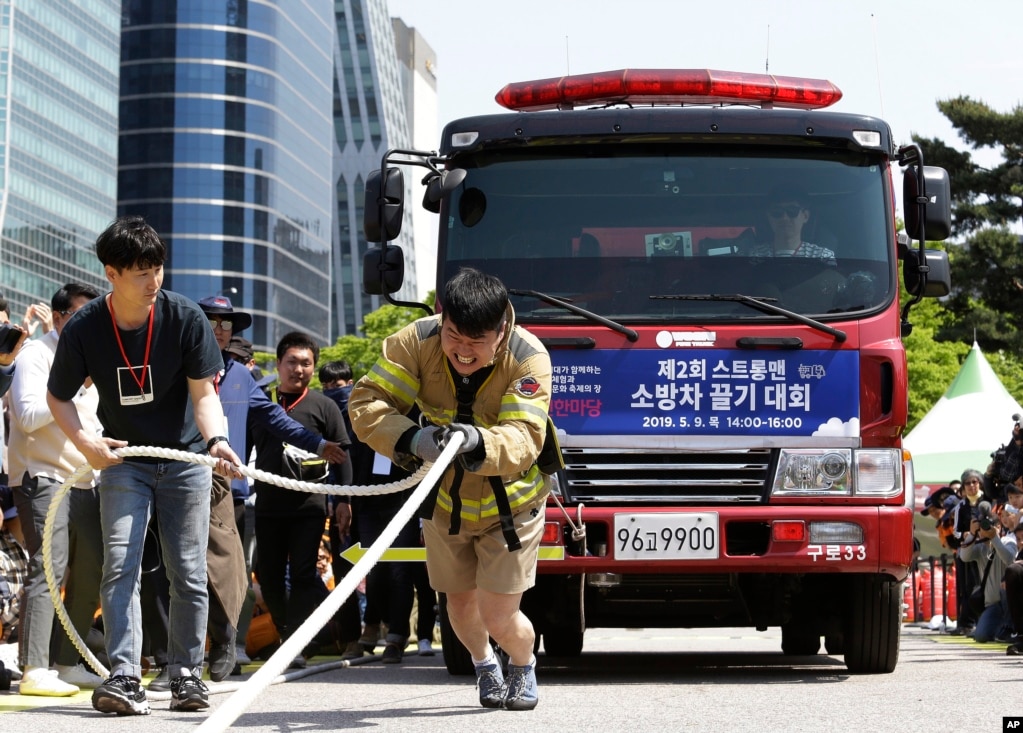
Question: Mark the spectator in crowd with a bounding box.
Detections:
[252,332,351,668]
[349,267,553,710]
[9,283,105,697]
[949,470,988,635]
[319,360,370,661]
[322,359,420,664]
[46,215,243,716]
[1000,481,1023,654]
[920,486,957,550]
[0,488,28,644]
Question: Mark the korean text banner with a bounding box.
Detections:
[549,349,859,437]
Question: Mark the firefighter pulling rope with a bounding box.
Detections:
[41,436,462,731]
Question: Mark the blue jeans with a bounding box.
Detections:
[99,460,211,680]
[13,474,103,669]
[974,588,1012,643]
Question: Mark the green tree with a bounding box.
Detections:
[318,294,434,382]
[904,296,969,433]
[907,97,1023,411]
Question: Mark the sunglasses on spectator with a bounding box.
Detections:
[964,480,981,486]
[768,205,805,219]
[209,318,233,330]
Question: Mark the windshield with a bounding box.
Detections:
[441,147,893,322]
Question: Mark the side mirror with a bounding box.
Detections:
[364,167,405,242]
[903,247,951,298]
[903,166,951,242]
[421,168,468,214]
[362,244,405,295]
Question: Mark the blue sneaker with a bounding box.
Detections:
[474,659,506,708]
[504,660,538,711]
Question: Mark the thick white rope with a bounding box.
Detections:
[199,433,462,732]
[42,443,439,686]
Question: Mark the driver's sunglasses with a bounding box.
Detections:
[768,205,804,219]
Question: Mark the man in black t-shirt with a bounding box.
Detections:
[47,216,242,717]
[251,331,352,667]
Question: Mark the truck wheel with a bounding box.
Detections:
[843,575,900,674]
[780,623,820,655]
[439,593,473,675]
[541,629,584,657]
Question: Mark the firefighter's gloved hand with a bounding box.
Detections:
[409,426,445,463]
[439,423,481,454]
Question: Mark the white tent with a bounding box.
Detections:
[904,342,1023,486]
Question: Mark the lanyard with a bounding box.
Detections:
[108,295,155,395]
[277,387,308,413]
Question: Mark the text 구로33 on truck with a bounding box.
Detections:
[361,69,952,675]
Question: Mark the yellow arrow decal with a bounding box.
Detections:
[340,543,566,563]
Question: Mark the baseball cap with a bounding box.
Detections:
[197,295,252,333]
[921,486,954,516]
[226,336,254,362]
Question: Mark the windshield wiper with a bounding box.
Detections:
[508,288,639,342]
[651,293,847,343]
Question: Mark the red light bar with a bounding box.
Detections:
[495,69,843,112]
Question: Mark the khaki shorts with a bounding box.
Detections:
[424,505,545,595]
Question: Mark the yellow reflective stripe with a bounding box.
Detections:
[366,361,418,406]
[499,396,548,424]
[435,467,546,522]
[421,405,457,424]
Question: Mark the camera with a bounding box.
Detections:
[0,323,22,355]
[979,515,995,532]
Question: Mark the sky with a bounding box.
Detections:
[387,0,1023,223]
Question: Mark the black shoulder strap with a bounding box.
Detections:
[442,362,520,550]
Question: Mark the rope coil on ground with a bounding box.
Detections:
[41,442,447,705]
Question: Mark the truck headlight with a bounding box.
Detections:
[773,449,851,496]
[771,448,902,498]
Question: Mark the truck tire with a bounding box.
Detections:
[780,623,820,655]
[439,593,474,675]
[541,628,584,657]
[843,575,900,674]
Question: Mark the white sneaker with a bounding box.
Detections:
[55,662,105,689]
[19,667,80,697]
[417,638,435,656]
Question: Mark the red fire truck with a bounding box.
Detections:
[363,69,951,675]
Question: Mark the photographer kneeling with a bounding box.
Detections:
[959,501,1017,643]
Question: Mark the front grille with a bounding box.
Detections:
[560,447,774,503]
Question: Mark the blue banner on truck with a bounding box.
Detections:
[549,349,859,437]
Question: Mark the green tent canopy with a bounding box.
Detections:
[904,342,1022,486]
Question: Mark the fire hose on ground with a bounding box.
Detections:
[41,434,464,732]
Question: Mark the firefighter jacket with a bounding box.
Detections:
[348,306,552,531]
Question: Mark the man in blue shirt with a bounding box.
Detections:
[196,296,347,681]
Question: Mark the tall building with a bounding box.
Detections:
[331,0,418,340]
[392,18,439,302]
[0,0,120,317]
[119,1,335,350]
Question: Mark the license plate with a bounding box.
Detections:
[613,513,720,560]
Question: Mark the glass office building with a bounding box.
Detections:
[119,1,335,349]
[331,0,418,339]
[0,0,119,317]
